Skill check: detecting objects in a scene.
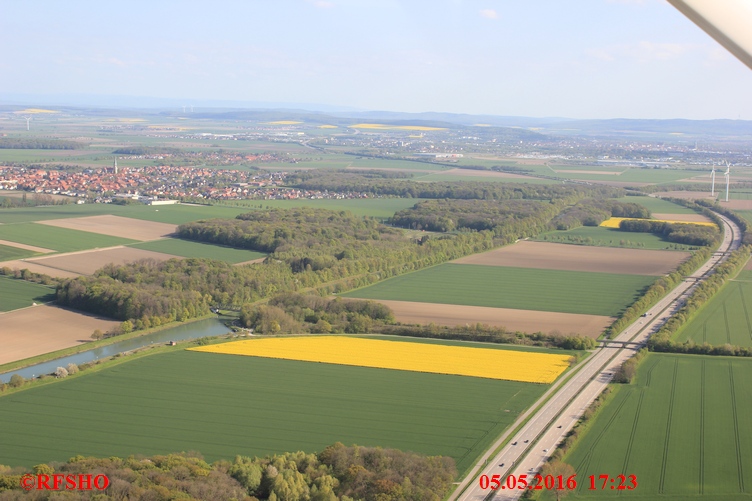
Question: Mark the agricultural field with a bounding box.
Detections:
[600,217,716,228]
[27,247,177,275]
[617,195,701,215]
[342,263,655,317]
[558,353,752,499]
[0,242,38,261]
[0,222,137,252]
[128,238,266,264]
[453,241,689,276]
[673,269,752,347]
[0,276,55,312]
[414,172,553,184]
[230,197,424,219]
[535,226,695,251]
[37,215,177,241]
[373,300,613,338]
[191,336,572,383]
[0,349,553,475]
[0,305,120,365]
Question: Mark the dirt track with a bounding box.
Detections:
[37,215,177,241]
[441,168,539,180]
[655,191,717,200]
[374,300,612,338]
[0,305,119,365]
[452,241,689,275]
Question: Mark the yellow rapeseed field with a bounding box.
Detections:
[600,217,716,228]
[350,123,447,131]
[189,336,571,384]
[14,108,59,114]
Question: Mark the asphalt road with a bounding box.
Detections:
[453,212,741,501]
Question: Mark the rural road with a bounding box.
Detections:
[452,212,741,501]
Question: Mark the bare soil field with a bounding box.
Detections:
[0,239,53,253]
[719,200,752,210]
[0,305,119,366]
[234,257,266,266]
[652,213,713,223]
[375,299,612,337]
[654,191,717,200]
[37,215,177,241]
[441,168,538,180]
[29,247,177,275]
[452,241,689,276]
[0,260,81,279]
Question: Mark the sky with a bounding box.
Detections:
[2,0,752,120]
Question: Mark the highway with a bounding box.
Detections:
[452,212,742,501]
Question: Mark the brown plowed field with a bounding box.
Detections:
[29,247,177,275]
[37,215,177,241]
[0,305,120,365]
[375,300,612,337]
[720,200,752,210]
[0,260,81,279]
[652,213,713,223]
[452,241,689,275]
[0,239,53,253]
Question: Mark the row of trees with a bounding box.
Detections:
[0,138,83,150]
[0,444,456,500]
[0,192,73,209]
[550,198,650,230]
[618,219,720,247]
[287,171,622,200]
[648,245,752,355]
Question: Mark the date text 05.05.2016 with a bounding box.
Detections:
[479,473,638,491]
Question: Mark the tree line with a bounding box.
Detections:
[0,443,456,501]
[0,138,84,150]
[618,219,720,247]
[286,171,622,200]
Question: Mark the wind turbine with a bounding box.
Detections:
[190,104,194,113]
[23,116,31,131]
[710,165,716,196]
[724,161,731,202]
[182,105,186,113]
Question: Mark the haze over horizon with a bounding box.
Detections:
[2,0,752,121]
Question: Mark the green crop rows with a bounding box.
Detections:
[342,264,654,317]
[0,243,37,261]
[0,276,56,311]
[128,239,266,264]
[0,349,548,475]
[674,270,752,347]
[559,353,752,499]
[535,226,694,251]
[0,223,136,253]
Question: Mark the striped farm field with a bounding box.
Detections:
[0,222,137,253]
[600,217,716,228]
[190,336,572,383]
[558,353,752,499]
[536,226,695,251]
[0,276,56,312]
[0,349,552,475]
[342,264,655,317]
[674,269,752,347]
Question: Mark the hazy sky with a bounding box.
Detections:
[2,0,752,119]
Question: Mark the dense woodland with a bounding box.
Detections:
[618,219,720,246]
[288,171,621,200]
[550,198,650,230]
[0,444,456,501]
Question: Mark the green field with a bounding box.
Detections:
[673,269,752,347]
[228,198,424,219]
[413,173,555,184]
[559,353,752,499]
[0,276,56,311]
[545,167,703,184]
[0,349,549,474]
[0,223,137,253]
[0,243,37,261]
[535,226,694,251]
[618,196,699,214]
[342,264,654,317]
[129,238,266,263]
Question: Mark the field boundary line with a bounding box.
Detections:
[699,359,705,495]
[658,358,678,494]
[729,361,744,493]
